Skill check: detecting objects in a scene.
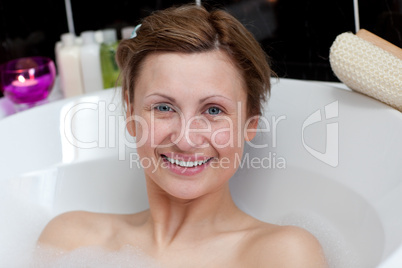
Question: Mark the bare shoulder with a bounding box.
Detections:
[268,225,328,267]
[242,223,328,267]
[37,211,113,251]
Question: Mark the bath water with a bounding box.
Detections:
[0,166,373,267]
[1,193,358,267]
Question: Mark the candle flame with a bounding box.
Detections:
[18,75,26,83]
[28,68,35,80]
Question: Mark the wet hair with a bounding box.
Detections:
[116,4,273,117]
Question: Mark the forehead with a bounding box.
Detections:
[134,50,246,99]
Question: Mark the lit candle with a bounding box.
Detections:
[12,74,38,87]
[1,56,56,105]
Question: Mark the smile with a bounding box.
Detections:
[161,155,213,168]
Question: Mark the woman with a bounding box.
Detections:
[38,4,327,267]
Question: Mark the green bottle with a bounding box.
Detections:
[100,29,120,89]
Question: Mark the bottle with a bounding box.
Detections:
[121,26,135,40]
[80,31,103,93]
[58,33,84,97]
[100,29,120,89]
[54,40,63,91]
[54,41,62,73]
[94,30,104,44]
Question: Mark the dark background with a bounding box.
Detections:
[0,0,401,97]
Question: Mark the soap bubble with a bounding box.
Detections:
[32,244,160,268]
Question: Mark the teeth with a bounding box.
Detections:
[163,156,210,168]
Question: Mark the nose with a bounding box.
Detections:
[171,115,210,151]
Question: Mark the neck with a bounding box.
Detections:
[144,179,242,247]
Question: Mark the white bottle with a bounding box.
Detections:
[80,31,103,93]
[58,33,84,98]
[54,40,63,90]
[121,26,135,40]
[94,30,104,44]
[54,41,62,72]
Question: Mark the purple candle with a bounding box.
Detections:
[4,73,54,104]
[1,57,56,105]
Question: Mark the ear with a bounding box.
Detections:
[245,116,259,142]
[125,92,136,137]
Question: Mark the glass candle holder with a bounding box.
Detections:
[0,56,56,110]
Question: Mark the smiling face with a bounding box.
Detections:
[126,50,258,200]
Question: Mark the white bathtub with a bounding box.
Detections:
[0,78,401,267]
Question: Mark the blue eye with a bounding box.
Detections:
[206,106,221,115]
[155,104,173,112]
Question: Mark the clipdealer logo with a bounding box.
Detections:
[301,101,339,167]
[61,99,339,168]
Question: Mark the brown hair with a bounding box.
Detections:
[116,4,273,117]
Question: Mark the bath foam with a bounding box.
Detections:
[278,211,360,268]
[0,186,52,267]
[32,245,161,268]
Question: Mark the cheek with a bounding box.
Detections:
[211,129,232,147]
[210,120,245,148]
[136,117,176,149]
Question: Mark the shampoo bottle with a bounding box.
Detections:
[95,30,104,44]
[54,40,62,73]
[80,31,103,93]
[58,33,84,97]
[121,26,135,40]
[100,29,120,89]
[54,40,63,91]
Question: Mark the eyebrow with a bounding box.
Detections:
[144,93,234,104]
